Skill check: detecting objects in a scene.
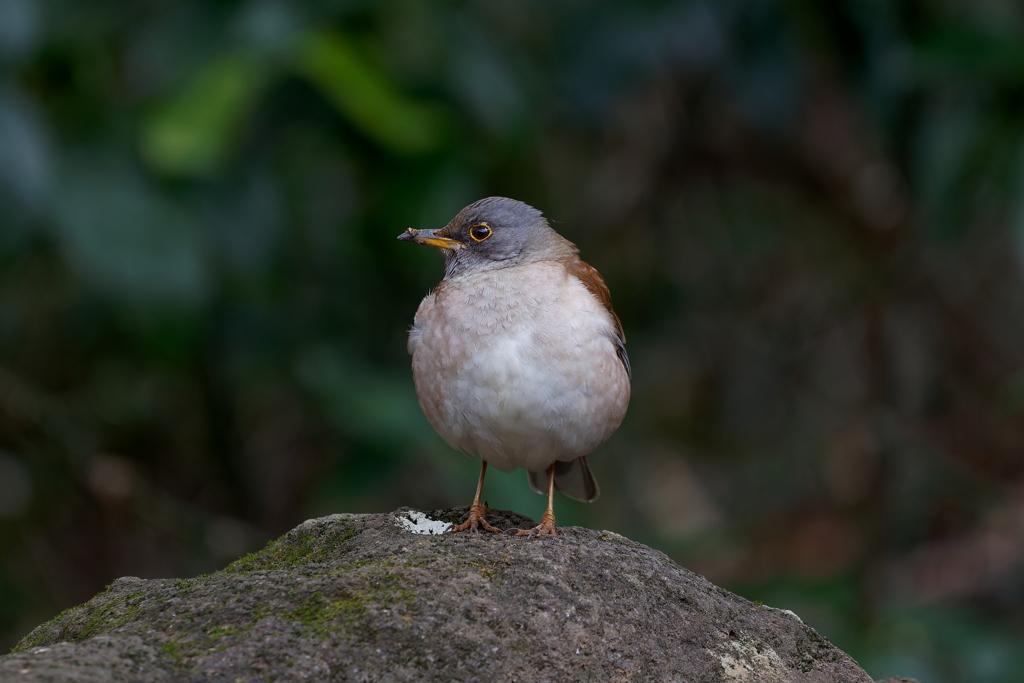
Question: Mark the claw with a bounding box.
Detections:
[513,510,558,537]
[449,501,502,534]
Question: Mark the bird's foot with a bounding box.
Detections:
[448,502,502,534]
[513,510,558,537]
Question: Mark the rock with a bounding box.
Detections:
[3,507,882,682]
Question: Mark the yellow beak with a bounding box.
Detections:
[397,228,463,250]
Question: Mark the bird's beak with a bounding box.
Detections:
[397,228,463,250]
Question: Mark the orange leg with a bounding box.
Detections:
[448,461,502,534]
[516,463,558,537]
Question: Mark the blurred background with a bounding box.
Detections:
[1,0,1023,679]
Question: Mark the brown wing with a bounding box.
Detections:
[564,258,631,378]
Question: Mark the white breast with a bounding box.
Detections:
[409,261,630,473]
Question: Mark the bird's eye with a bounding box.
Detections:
[469,223,492,242]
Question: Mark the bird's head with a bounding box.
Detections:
[398,197,575,279]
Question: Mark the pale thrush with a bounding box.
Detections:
[399,197,630,536]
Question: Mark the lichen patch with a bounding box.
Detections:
[393,510,449,535]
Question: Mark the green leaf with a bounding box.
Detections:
[295,30,446,154]
[140,51,268,176]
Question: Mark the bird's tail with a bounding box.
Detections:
[527,456,600,503]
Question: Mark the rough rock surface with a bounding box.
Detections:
[3,508,882,682]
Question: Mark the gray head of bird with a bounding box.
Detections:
[397,197,576,279]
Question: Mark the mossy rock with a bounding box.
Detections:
[2,508,879,682]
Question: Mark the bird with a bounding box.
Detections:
[398,197,630,536]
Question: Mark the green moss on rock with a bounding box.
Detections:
[3,509,878,682]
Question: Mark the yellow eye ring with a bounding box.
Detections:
[469,223,492,242]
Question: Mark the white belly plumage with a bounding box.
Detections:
[409,261,630,473]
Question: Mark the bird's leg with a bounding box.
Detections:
[449,461,502,534]
[516,462,558,537]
